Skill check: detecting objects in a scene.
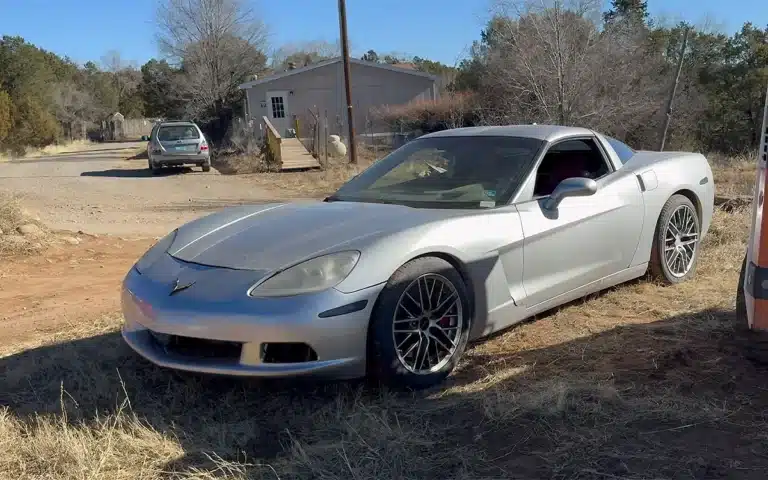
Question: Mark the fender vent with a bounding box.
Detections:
[636,174,646,192]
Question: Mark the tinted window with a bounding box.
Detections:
[331,136,545,209]
[605,136,635,164]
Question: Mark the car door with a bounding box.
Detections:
[515,136,645,308]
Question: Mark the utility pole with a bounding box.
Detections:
[338,0,358,164]
[658,26,690,151]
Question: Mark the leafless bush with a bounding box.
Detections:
[0,195,49,256]
[222,117,262,154]
[213,119,285,174]
[371,92,479,133]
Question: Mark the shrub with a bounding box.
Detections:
[8,96,59,153]
[0,90,11,146]
[371,92,480,134]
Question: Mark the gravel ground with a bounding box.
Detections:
[0,142,305,237]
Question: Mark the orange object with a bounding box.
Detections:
[744,84,768,330]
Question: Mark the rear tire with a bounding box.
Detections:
[650,194,701,284]
[367,256,471,390]
[202,162,211,172]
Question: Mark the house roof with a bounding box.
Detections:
[237,57,437,90]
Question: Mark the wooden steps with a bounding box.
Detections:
[280,137,320,171]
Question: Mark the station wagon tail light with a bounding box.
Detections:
[200,143,208,151]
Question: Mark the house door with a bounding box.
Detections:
[265,91,289,136]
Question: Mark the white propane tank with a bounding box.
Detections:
[328,135,347,157]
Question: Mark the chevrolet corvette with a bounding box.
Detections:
[121,125,715,389]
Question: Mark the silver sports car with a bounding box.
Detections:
[121,125,715,389]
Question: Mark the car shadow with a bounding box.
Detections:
[80,166,199,178]
[3,306,768,478]
[125,149,149,160]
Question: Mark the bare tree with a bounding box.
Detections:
[156,0,269,117]
[481,0,663,136]
[51,82,98,139]
[100,50,141,114]
[270,40,340,69]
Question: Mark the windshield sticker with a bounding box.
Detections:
[479,200,496,208]
[485,189,496,198]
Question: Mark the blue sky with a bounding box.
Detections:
[0,0,765,68]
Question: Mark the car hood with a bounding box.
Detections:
[168,201,454,271]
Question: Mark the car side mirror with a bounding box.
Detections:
[543,177,598,210]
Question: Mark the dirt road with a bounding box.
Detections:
[0,141,321,348]
[0,141,306,237]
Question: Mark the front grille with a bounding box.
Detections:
[262,342,318,363]
[150,331,242,360]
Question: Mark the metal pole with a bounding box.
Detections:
[658,26,690,152]
[338,0,357,164]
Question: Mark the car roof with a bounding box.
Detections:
[157,121,199,128]
[420,124,596,143]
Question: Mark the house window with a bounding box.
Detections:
[270,96,285,119]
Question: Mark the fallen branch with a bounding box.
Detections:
[715,195,752,212]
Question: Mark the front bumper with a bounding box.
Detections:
[121,260,384,379]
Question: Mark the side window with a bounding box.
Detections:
[605,136,635,165]
[533,138,611,197]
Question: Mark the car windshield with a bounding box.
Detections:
[330,135,545,209]
[158,125,198,141]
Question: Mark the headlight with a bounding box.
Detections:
[249,251,361,298]
[134,229,177,274]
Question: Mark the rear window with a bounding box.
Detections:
[158,125,199,141]
[605,136,635,165]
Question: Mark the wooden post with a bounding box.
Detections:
[324,109,329,167]
[658,26,690,152]
[338,0,357,164]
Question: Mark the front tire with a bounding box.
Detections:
[367,256,471,390]
[650,194,701,284]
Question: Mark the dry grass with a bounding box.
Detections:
[710,152,756,197]
[2,157,768,479]
[243,145,384,198]
[0,139,96,161]
[0,194,50,255]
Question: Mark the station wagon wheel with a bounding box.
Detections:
[650,194,701,284]
[368,256,471,389]
[392,273,464,374]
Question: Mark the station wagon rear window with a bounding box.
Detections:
[158,125,199,141]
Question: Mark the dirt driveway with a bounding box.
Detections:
[0,142,321,348]
[0,141,311,237]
